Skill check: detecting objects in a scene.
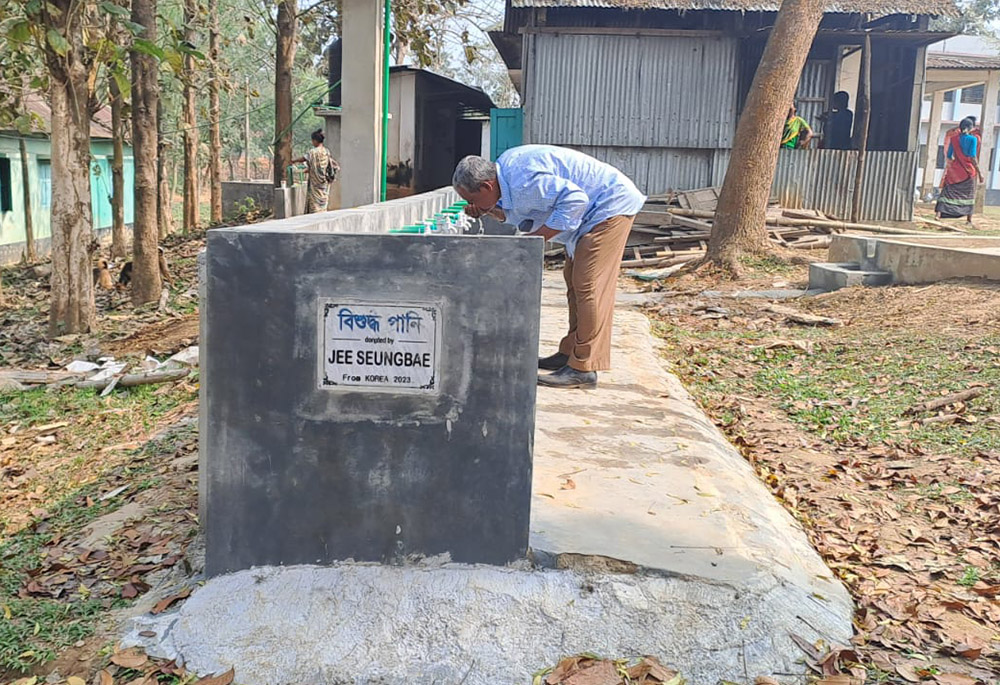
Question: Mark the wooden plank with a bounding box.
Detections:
[654,232,711,243]
[781,208,824,221]
[634,210,674,227]
[676,187,720,212]
[670,215,713,231]
[630,225,673,237]
[0,370,87,385]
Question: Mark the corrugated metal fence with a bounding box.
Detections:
[771,149,917,222]
[566,146,916,221]
[524,32,739,149]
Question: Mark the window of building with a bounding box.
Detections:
[944,91,954,103]
[38,159,51,209]
[963,84,985,104]
[0,158,12,213]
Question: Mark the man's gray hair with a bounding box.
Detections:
[452,155,497,192]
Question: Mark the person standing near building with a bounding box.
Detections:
[781,105,813,149]
[452,145,646,390]
[936,116,983,224]
[823,91,854,150]
[292,129,339,213]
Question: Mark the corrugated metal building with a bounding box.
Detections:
[491,0,958,221]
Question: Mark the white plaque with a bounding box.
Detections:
[321,301,439,392]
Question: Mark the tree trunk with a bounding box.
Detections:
[244,78,251,180]
[46,23,96,336]
[156,81,170,240]
[704,0,825,275]
[208,0,223,224]
[850,33,872,224]
[18,136,36,263]
[109,78,128,259]
[273,0,297,187]
[171,157,179,207]
[131,0,163,305]
[183,0,200,233]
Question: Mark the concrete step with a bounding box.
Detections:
[808,261,893,291]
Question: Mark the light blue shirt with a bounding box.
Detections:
[495,145,646,258]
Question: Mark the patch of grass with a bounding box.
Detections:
[958,566,981,587]
[657,320,1000,457]
[0,418,195,674]
[739,254,798,275]
[0,383,193,534]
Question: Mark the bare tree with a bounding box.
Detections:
[208,0,223,223]
[17,134,35,263]
[131,0,162,304]
[182,0,200,232]
[110,78,128,259]
[273,0,297,188]
[703,0,824,275]
[45,0,98,335]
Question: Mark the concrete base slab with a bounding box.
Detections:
[124,560,845,685]
[124,272,852,683]
[808,262,893,291]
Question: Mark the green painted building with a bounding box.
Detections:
[0,97,135,265]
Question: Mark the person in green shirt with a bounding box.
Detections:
[781,106,813,149]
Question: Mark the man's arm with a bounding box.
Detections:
[523,173,589,239]
[526,226,561,240]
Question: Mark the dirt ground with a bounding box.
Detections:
[0,236,203,685]
[638,257,1000,685]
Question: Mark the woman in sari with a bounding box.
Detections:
[292,129,340,213]
[936,117,983,224]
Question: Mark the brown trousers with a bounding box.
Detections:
[558,215,635,372]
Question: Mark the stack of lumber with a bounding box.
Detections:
[540,185,956,268]
[620,187,835,269]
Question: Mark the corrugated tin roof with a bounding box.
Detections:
[511,0,958,16]
[926,53,1000,70]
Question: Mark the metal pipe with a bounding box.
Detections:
[380,0,391,202]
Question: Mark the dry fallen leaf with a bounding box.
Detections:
[562,661,618,685]
[151,587,192,615]
[110,648,148,669]
[953,643,983,660]
[560,478,576,490]
[98,669,114,685]
[193,667,236,685]
[67,677,86,685]
[754,679,780,685]
[895,663,921,683]
[934,675,978,685]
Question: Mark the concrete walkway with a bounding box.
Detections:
[124,273,852,684]
[532,275,845,590]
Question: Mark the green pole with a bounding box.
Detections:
[380,0,391,202]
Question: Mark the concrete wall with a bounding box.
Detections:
[201,187,542,576]
[250,186,458,233]
[273,184,307,219]
[222,180,274,218]
[829,233,1000,284]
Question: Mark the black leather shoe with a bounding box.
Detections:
[538,365,597,389]
[538,352,570,371]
